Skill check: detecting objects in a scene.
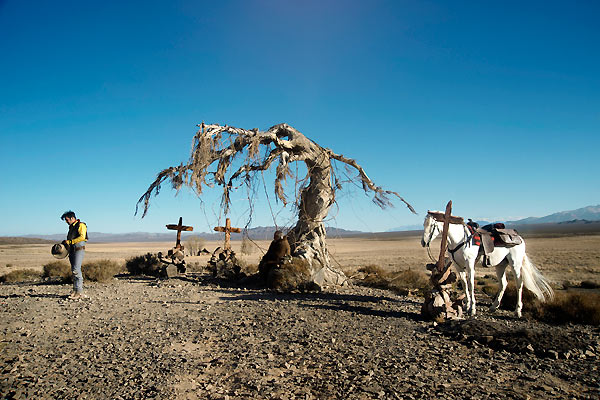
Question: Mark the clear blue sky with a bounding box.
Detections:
[1,0,598,236]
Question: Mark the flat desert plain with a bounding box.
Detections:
[1,232,599,399]
[1,233,599,285]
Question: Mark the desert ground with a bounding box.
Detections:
[1,233,599,399]
[1,233,599,285]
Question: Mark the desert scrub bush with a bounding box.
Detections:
[234,259,258,276]
[354,265,430,295]
[388,269,431,296]
[489,282,600,326]
[43,261,71,282]
[268,258,317,292]
[0,269,42,283]
[185,236,205,256]
[185,261,206,273]
[125,253,162,276]
[527,291,600,326]
[82,259,123,282]
[356,265,389,288]
[580,280,600,289]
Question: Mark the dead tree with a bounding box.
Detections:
[136,123,415,287]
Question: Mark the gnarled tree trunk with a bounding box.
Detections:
[136,123,414,289]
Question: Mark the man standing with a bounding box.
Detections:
[61,211,88,299]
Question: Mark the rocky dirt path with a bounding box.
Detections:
[1,275,599,399]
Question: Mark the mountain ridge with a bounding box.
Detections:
[388,204,600,231]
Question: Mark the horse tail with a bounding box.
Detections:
[521,254,554,302]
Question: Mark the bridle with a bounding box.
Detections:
[424,215,472,263]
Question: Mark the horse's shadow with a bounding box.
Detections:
[215,290,423,321]
[298,302,421,321]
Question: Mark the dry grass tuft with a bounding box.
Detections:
[388,269,431,295]
[484,282,600,326]
[268,258,317,292]
[580,280,600,289]
[125,253,162,276]
[82,259,123,282]
[238,260,258,276]
[43,261,71,282]
[527,291,600,326]
[354,265,430,295]
[357,265,389,289]
[0,269,43,283]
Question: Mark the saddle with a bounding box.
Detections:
[475,222,522,255]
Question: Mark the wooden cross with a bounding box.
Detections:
[214,218,241,250]
[166,217,194,249]
[429,201,463,276]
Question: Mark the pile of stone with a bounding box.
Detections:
[207,247,243,280]
[421,260,464,321]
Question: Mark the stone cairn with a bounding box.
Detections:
[207,218,244,280]
[421,201,464,322]
[158,217,193,278]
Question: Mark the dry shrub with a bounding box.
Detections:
[82,259,123,282]
[185,261,206,273]
[355,265,430,296]
[185,236,205,256]
[487,282,600,326]
[580,280,600,289]
[357,265,389,288]
[268,258,317,292]
[388,269,431,295]
[238,260,258,276]
[43,261,71,282]
[527,291,600,326]
[0,269,43,283]
[125,253,162,276]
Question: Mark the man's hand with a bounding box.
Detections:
[62,240,69,246]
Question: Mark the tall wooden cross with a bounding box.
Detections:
[214,218,241,250]
[431,201,463,276]
[166,217,194,249]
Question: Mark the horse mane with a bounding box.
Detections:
[427,210,464,224]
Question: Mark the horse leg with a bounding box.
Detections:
[490,264,508,312]
[466,259,477,316]
[512,261,524,318]
[458,270,470,313]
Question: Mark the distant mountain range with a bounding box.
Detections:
[388,205,600,231]
[16,226,362,243]
[505,205,600,225]
[5,205,599,243]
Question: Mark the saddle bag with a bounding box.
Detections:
[495,229,522,247]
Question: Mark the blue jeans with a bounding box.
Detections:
[69,246,85,293]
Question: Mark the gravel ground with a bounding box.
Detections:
[1,274,599,399]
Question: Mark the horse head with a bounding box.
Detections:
[421,211,442,247]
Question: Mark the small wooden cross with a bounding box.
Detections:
[214,218,241,250]
[166,217,194,249]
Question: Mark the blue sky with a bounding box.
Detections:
[1,0,598,236]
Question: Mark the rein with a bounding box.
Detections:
[424,218,472,263]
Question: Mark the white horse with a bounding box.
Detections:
[421,211,554,317]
